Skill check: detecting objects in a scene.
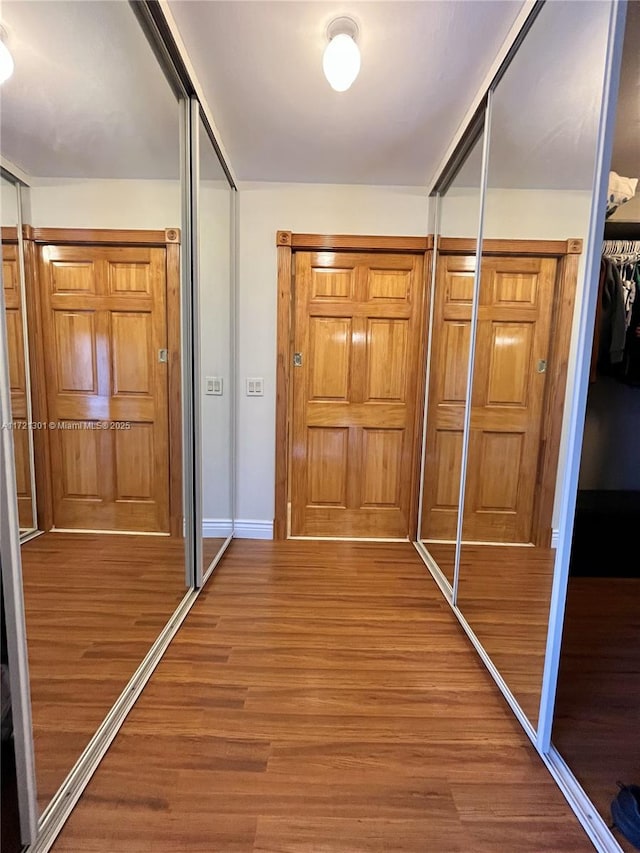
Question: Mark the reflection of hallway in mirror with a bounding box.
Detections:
[50,540,590,852]
[457,545,555,724]
[554,578,640,853]
[21,532,187,808]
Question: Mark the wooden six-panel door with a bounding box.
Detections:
[2,239,34,529]
[290,251,424,538]
[39,244,170,532]
[422,253,557,544]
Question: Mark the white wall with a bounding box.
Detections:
[199,183,233,525]
[236,182,430,527]
[1,177,19,226]
[28,179,180,229]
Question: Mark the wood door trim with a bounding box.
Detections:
[408,250,432,541]
[439,237,582,256]
[28,227,181,246]
[274,242,292,540]
[531,251,579,546]
[22,238,54,531]
[2,227,18,243]
[277,231,434,254]
[166,243,183,537]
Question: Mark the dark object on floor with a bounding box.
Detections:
[570,490,640,578]
[612,783,640,850]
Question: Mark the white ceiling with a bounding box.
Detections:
[0,1,180,180]
[0,0,635,192]
[167,0,524,186]
[454,0,628,191]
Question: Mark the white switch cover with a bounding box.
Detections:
[206,376,223,395]
[246,377,264,396]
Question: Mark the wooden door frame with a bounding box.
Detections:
[274,231,434,541]
[437,237,583,547]
[20,227,183,536]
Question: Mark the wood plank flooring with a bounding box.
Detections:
[51,540,591,852]
[21,533,223,810]
[554,577,640,853]
[456,545,555,725]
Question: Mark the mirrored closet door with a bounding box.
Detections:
[417,0,618,735]
[197,110,235,580]
[552,3,640,849]
[418,129,485,590]
[0,0,194,822]
[455,0,614,730]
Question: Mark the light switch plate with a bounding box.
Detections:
[206,376,223,395]
[246,377,264,396]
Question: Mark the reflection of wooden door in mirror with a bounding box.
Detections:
[423,253,558,545]
[2,238,34,529]
[465,257,556,543]
[38,244,170,533]
[290,251,425,538]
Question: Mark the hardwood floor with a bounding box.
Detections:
[51,540,591,852]
[456,545,555,725]
[554,577,640,853]
[422,542,555,725]
[21,532,191,810]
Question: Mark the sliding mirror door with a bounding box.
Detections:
[1,175,37,537]
[552,3,639,847]
[456,0,613,727]
[0,0,191,816]
[419,130,485,589]
[197,112,235,578]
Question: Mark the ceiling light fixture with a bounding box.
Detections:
[0,26,14,85]
[323,17,360,92]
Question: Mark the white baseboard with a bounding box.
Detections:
[202,519,273,539]
[233,519,273,540]
[202,518,233,537]
[551,528,559,548]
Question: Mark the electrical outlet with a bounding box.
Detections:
[246,377,264,396]
[205,376,223,395]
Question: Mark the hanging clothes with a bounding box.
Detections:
[598,258,627,367]
[622,263,640,386]
[596,240,640,382]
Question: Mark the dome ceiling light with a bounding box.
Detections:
[322,17,360,92]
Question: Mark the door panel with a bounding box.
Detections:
[366,319,408,400]
[291,251,424,538]
[2,241,34,528]
[307,427,349,506]
[309,317,351,399]
[39,244,170,532]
